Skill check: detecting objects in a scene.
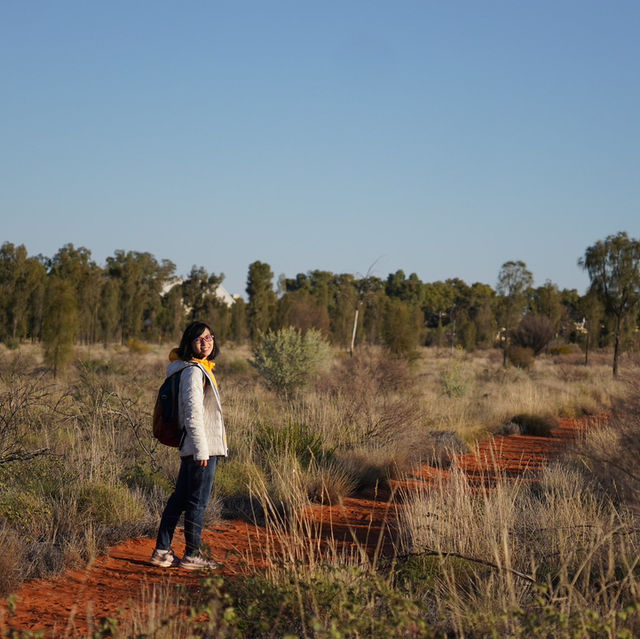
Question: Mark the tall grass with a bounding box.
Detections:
[1,341,639,636]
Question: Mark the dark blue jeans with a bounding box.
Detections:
[156,455,217,557]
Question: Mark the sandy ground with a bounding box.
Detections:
[0,417,592,637]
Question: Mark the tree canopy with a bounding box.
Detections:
[579,231,640,376]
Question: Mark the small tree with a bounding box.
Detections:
[42,276,78,376]
[246,261,277,341]
[511,314,555,356]
[579,232,640,376]
[382,297,421,357]
[496,261,534,366]
[251,327,329,397]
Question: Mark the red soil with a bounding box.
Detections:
[1,417,596,637]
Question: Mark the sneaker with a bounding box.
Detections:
[149,548,180,568]
[179,554,220,571]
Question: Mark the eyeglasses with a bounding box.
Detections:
[193,334,214,346]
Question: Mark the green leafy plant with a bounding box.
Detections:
[440,357,471,398]
[254,421,328,469]
[250,327,329,397]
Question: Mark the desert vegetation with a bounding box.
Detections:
[1,230,640,636]
[1,231,639,376]
[0,337,639,637]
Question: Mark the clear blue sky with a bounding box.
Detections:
[1,1,638,297]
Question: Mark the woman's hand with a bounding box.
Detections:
[197,458,208,467]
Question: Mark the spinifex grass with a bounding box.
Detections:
[397,463,640,637]
[1,341,639,636]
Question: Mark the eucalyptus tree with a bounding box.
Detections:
[106,250,175,342]
[329,273,359,347]
[229,297,249,343]
[246,261,277,341]
[382,297,422,356]
[42,275,77,375]
[496,261,534,365]
[531,280,565,331]
[48,244,103,343]
[579,231,640,376]
[0,242,46,342]
[385,270,425,307]
[576,290,604,366]
[157,282,185,342]
[98,276,120,346]
[467,282,497,348]
[181,266,224,321]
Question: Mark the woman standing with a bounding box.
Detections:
[150,321,227,570]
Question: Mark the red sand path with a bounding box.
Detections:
[1,416,596,637]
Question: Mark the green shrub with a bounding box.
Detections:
[121,462,172,495]
[254,421,328,469]
[214,458,263,498]
[440,358,471,397]
[0,488,52,532]
[77,482,145,526]
[219,567,436,639]
[250,327,329,397]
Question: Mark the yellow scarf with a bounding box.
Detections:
[169,348,218,387]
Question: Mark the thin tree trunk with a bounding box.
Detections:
[584,329,589,366]
[349,306,359,357]
[613,314,621,377]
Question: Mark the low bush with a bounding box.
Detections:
[251,327,330,397]
[0,488,52,532]
[0,524,24,597]
[121,462,172,495]
[507,413,558,437]
[420,430,469,467]
[306,460,357,504]
[549,344,577,356]
[126,338,151,354]
[76,481,145,526]
[512,314,555,356]
[440,358,471,398]
[507,345,534,369]
[253,420,329,469]
[215,458,264,499]
[577,410,640,512]
[219,567,437,639]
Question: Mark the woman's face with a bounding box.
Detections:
[191,328,214,359]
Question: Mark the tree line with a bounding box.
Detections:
[1,232,639,374]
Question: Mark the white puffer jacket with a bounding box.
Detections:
[166,359,227,461]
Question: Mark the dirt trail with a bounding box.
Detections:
[1,417,593,637]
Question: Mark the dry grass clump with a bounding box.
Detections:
[397,462,640,636]
[0,524,24,597]
[411,347,632,441]
[0,347,171,592]
[574,388,640,514]
[496,413,559,437]
[2,339,639,616]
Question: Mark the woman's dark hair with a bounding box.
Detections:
[177,321,219,361]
